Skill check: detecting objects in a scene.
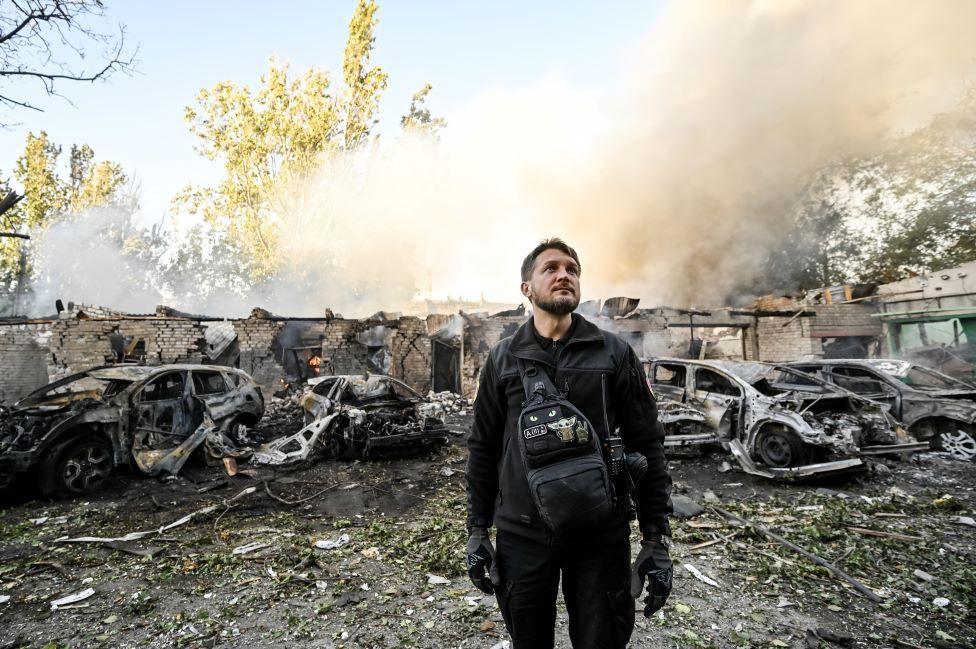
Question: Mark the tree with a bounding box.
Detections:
[400,83,446,141]
[178,0,391,283]
[14,131,62,227]
[0,132,131,312]
[0,0,134,116]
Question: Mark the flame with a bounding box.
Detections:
[308,355,322,376]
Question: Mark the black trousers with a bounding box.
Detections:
[495,524,635,649]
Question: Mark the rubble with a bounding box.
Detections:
[424,391,469,416]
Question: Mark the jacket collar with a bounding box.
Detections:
[509,313,605,366]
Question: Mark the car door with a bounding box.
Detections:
[648,362,688,402]
[132,371,193,439]
[189,369,236,424]
[687,367,742,439]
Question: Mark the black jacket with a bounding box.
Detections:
[466,314,672,544]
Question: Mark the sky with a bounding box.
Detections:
[0,1,665,226]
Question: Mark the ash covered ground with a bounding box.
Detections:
[0,410,974,649]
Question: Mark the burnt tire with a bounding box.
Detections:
[756,428,809,468]
[39,436,114,496]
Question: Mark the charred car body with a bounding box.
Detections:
[646,359,926,479]
[253,374,448,464]
[786,359,976,461]
[0,365,264,494]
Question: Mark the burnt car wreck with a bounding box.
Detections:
[647,359,927,479]
[0,365,265,494]
[786,359,976,461]
[255,374,449,464]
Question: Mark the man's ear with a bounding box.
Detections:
[520,282,532,299]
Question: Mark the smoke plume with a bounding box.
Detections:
[29,0,976,316]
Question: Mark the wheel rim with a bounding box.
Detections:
[939,430,976,461]
[760,434,792,467]
[61,443,112,492]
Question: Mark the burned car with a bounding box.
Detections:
[647,359,927,479]
[786,359,976,461]
[253,374,448,464]
[0,365,264,494]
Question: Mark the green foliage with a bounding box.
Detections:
[179,0,390,284]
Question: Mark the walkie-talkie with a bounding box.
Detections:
[605,433,625,478]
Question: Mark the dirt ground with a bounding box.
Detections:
[1,411,974,649]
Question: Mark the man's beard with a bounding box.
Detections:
[534,293,579,316]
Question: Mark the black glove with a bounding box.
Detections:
[466,526,499,594]
[630,538,673,616]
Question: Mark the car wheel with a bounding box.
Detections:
[756,428,808,468]
[933,428,976,461]
[41,436,114,495]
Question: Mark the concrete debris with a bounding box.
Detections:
[0,595,9,605]
[952,515,976,527]
[671,494,705,518]
[426,574,450,585]
[315,534,351,550]
[50,587,95,610]
[425,391,469,415]
[933,597,950,607]
[912,569,935,582]
[232,542,270,556]
[682,563,722,587]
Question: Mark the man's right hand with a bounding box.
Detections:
[466,526,499,594]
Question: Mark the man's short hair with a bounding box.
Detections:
[520,237,582,282]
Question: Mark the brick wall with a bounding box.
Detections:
[233,317,286,392]
[49,316,208,380]
[233,315,434,395]
[0,322,54,404]
[756,315,819,361]
[756,304,881,362]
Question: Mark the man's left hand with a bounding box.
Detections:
[630,538,673,616]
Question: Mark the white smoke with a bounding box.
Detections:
[27,0,976,317]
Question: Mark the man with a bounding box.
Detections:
[465,238,673,649]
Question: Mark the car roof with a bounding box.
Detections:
[86,364,244,381]
[785,358,914,376]
[649,358,775,384]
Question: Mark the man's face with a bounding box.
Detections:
[521,248,581,316]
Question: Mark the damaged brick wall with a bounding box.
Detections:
[757,305,882,362]
[0,322,54,404]
[233,317,286,392]
[233,315,434,395]
[49,316,208,380]
[321,317,432,392]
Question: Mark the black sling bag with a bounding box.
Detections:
[515,359,614,534]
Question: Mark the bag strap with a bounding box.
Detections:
[516,358,559,403]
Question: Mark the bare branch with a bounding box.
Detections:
[0,1,135,116]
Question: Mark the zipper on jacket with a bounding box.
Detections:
[601,373,611,439]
